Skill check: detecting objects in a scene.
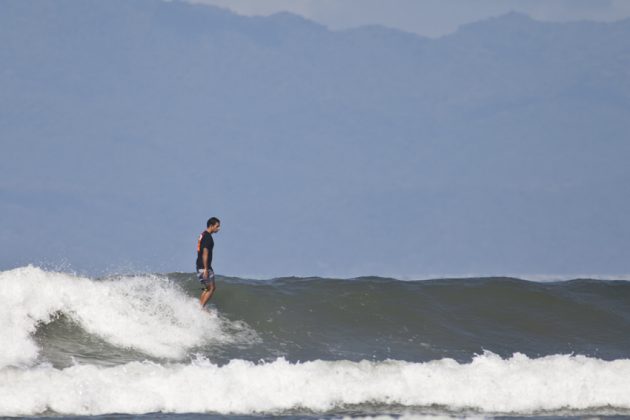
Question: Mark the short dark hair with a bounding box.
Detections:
[207,217,220,228]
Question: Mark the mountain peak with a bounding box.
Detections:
[265,10,327,30]
[455,11,538,35]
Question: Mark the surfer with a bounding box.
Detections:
[196,217,220,308]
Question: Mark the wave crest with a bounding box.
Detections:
[0,266,255,368]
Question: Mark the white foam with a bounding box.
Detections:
[1,353,630,416]
[0,266,255,368]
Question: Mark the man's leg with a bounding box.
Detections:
[200,279,216,308]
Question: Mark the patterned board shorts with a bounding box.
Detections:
[197,268,216,290]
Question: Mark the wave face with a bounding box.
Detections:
[1,266,630,417]
[175,272,630,363]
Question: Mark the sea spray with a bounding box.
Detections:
[0,266,256,368]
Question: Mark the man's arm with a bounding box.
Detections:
[202,248,209,278]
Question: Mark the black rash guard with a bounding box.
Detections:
[196,231,214,271]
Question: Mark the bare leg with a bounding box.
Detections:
[200,281,216,308]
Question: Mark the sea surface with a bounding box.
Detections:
[1,266,630,419]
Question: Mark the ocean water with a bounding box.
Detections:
[1,266,630,419]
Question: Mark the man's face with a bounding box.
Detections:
[210,223,221,234]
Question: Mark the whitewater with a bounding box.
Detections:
[1,266,630,418]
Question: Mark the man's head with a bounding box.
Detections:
[207,217,221,233]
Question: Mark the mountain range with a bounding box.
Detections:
[1,0,629,276]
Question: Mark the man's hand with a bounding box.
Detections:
[203,268,209,279]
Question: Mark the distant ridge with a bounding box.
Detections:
[1,0,629,276]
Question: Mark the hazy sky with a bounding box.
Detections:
[189,0,630,37]
[3,0,630,275]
